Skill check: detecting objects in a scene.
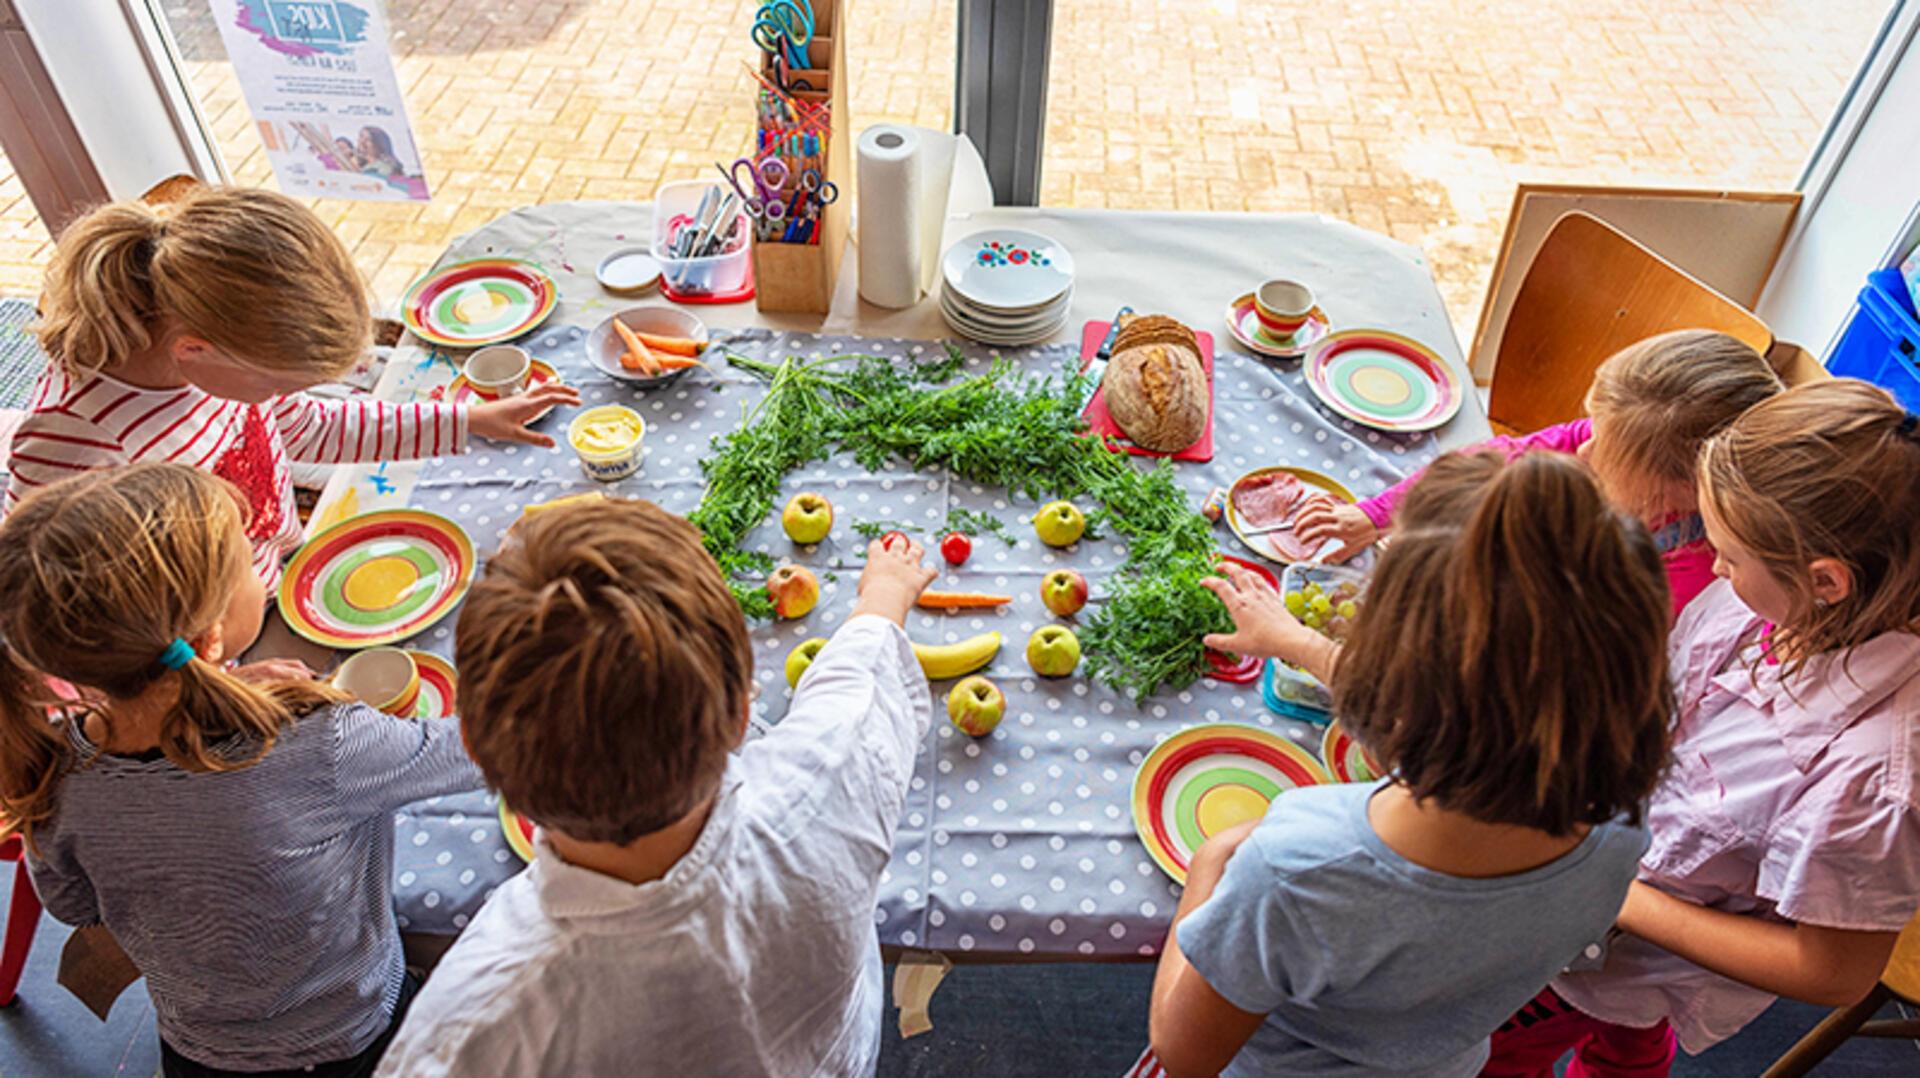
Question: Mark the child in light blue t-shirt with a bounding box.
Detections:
[1151,451,1676,1077]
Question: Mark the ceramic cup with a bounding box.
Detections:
[463,345,532,399]
[333,648,421,717]
[1253,280,1316,341]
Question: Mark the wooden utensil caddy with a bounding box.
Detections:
[752,0,849,314]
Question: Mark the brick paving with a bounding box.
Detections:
[0,0,1890,335]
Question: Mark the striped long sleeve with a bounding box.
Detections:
[272,394,467,465]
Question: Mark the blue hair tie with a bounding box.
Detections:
[157,638,196,671]
[1899,412,1919,439]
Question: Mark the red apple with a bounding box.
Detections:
[766,564,820,619]
[1040,569,1089,617]
[947,675,1005,737]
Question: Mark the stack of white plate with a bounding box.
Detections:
[939,229,1076,346]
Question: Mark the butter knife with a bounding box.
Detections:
[1076,306,1133,412]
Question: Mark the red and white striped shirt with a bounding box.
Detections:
[4,367,466,589]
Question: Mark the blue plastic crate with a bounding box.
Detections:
[1826,268,1920,412]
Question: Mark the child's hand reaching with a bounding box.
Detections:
[852,535,938,626]
[1293,500,1378,564]
[469,383,584,448]
[1200,562,1340,683]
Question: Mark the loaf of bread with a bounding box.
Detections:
[1103,315,1207,452]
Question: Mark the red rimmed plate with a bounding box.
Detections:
[1133,723,1329,883]
[277,510,476,648]
[1204,555,1277,684]
[444,359,562,406]
[499,800,536,862]
[401,258,558,348]
[1303,329,1463,433]
[1223,467,1358,565]
[1320,719,1382,783]
[1223,293,1331,359]
[408,651,457,718]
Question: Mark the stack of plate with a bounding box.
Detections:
[939,229,1076,346]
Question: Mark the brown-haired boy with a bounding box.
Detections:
[377,498,936,1075]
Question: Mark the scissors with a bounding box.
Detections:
[798,168,839,207]
[750,0,813,70]
[722,156,791,219]
[770,53,815,94]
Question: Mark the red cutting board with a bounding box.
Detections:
[1079,320,1216,463]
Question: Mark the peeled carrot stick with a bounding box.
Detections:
[915,591,1014,610]
[611,320,661,375]
[652,356,705,371]
[634,331,705,357]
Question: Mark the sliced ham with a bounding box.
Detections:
[1231,471,1309,527]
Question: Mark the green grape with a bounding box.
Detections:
[1303,610,1325,630]
[1284,591,1307,616]
[1309,594,1333,616]
[1304,582,1323,599]
[1337,600,1358,619]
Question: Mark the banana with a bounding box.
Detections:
[913,631,1001,680]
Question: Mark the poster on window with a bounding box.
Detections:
[207,0,430,201]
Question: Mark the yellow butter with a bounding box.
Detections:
[570,410,643,454]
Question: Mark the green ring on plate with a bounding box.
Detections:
[318,545,442,627]
[430,281,536,334]
[1330,354,1434,419]
[1172,766,1282,852]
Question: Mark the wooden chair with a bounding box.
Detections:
[0,831,42,1006]
[1485,212,1776,436]
[140,174,203,206]
[1763,911,1920,1076]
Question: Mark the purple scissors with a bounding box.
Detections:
[721,156,791,220]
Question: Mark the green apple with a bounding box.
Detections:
[1026,625,1081,677]
[1040,569,1090,617]
[781,492,833,544]
[784,637,828,688]
[947,675,1005,737]
[766,564,820,619]
[1034,500,1086,547]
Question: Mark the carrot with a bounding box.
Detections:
[652,356,706,371]
[611,319,661,375]
[634,331,705,358]
[915,590,1014,610]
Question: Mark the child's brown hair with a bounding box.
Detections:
[0,463,341,845]
[454,498,754,844]
[1699,379,1920,671]
[1584,330,1783,518]
[1334,451,1674,835]
[34,186,370,380]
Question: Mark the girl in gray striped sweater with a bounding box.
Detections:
[0,463,482,1077]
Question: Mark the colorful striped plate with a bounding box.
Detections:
[278,510,476,648]
[1302,329,1462,433]
[408,651,458,719]
[1320,719,1381,784]
[401,258,558,348]
[499,800,536,862]
[1132,724,1329,883]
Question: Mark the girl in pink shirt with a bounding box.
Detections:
[1485,379,1920,1076]
[5,186,577,589]
[1296,331,1783,615]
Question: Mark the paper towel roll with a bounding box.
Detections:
[857,125,926,309]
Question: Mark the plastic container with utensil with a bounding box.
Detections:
[1261,562,1369,723]
[651,180,753,301]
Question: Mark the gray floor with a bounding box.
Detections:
[3,869,1915,1075]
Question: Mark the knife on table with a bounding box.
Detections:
[1076,306,1133,413]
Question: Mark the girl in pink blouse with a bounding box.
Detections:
[1296,331,1783,615]
[1485,379,1920,1076]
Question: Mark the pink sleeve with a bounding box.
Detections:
[272,394,468,465]
[1664,544,1720,617]
[1355,419,1595,531]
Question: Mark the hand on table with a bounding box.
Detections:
[469,383,583,448]
[1292,499,1378,564]
[1200,562,1337,680]
[852,535,938,626]
[229,658,317,685]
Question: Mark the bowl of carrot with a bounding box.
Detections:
[586,306,710,387]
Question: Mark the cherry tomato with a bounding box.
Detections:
[940,532,973,566]
[879,530,911,552]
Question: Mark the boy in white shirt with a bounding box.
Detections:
[376,498,937,1077]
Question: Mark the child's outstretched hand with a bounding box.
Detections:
[469,383,584,448]
[853,534,938,626]
[1200,562,1339,682]
[1292,499,1378,564]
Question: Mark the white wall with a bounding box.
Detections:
[1759,1,1920,353]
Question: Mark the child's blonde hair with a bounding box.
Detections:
[34,186,370,381]
[0,463,342,846]
[1699,379,1920,671]
[1584,330,1784,517]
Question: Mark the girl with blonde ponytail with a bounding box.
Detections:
[0,463,480,1077]
[7,185,577,591]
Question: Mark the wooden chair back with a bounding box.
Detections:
[1486,212,1775,435]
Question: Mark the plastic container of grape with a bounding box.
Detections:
[1261,562,1369,723]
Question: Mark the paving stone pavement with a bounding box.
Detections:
[0,0,1891,337]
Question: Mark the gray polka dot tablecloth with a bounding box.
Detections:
[389,325,1437,954]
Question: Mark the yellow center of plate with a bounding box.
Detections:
[344,556,420,611]
[1195,783,1268,837]
[453,288,507,325]
[1352,366,1412,406]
